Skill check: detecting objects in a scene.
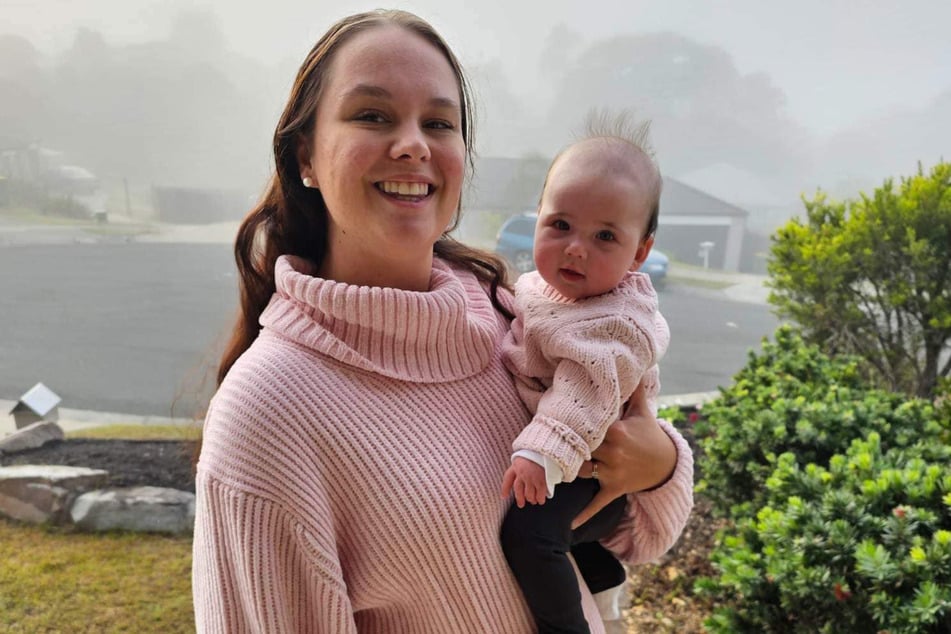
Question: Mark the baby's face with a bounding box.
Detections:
[533,150,653,299]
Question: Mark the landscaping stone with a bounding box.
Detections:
[0,421,64,455]
[0,465,109,524]
[70,486,195,534]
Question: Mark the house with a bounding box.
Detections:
[9,383,61,430]
[676,162,800,234]
[657,178,749,272]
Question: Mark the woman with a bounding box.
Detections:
[192,9,693,633]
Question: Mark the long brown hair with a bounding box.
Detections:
[217,9,511,386]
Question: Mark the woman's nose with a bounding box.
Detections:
[391,124,431,161]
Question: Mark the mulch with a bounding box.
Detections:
[622,496,722,632]
[0,439,197,493]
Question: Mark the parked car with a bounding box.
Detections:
[494,213,537,274]
[494,212,669,287]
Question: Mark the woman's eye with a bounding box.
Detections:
[425,119,455,130]
[553,220,570,230]
[354,111,386,123]
[596,230,615,242]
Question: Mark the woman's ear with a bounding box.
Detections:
[630,235,655,271]
[296,137,316,187]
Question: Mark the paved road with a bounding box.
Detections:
[0,242,780,417]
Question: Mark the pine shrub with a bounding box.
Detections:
[694,326,951,632]
[699,433,951,633]
[695,326,938,517]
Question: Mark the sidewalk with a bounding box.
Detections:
[0,399,195,435]
[667,262,770,306]
[2,392,717,437]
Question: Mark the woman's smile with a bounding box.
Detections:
[377,181,433,198]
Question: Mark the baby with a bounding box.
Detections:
[499,118,670,633]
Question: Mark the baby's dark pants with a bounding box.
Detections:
[500,478,628,634]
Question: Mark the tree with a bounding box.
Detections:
[0,34,46,146]
[540,32,808,181]
[768,162,951,398]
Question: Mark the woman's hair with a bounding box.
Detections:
[217,9,512,386]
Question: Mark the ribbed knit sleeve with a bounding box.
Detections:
[193,473,356,633]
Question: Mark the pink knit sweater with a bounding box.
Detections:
[192,255,694,633]
[503,270,670,481]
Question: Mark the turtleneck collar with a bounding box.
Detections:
[258,255,506,383]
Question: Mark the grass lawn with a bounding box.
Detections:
[0,206,157,237]
[1,423,196,632]
[665,274,734,290]
[66,424,201,441]
[81,223,159,238]
[0,207,90,226]
[0,520,193,633]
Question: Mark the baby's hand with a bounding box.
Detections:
[501,457,548,508]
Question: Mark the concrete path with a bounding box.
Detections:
[1,399,195,435]
[2,393,715,436]
[668,262,769,306]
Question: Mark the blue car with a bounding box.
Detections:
[494,212,669,287]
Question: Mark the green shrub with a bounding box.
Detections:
[695,326,941,517]
[699,432,951,633]
[767,162,951,399]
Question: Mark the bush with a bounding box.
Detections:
[768,162,951,399]
[695,326,940,516]
[699,432,951,633]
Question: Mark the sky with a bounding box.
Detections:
[4,0,950,137]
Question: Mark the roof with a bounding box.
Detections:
[9,382,61,417]
[53,165,97,181]
[661,178,750,217]
[676,163,789,207]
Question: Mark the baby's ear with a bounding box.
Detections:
[631,235,655,271]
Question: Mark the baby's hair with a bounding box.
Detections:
[581,108,657,161]
[544,109,663,238]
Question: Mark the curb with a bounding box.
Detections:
[5,393,722,436]
[1,400,195,435]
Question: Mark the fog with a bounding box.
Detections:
[3,0,949,222]
[0,1,948,416]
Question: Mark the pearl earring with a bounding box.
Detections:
[302,177,313,188]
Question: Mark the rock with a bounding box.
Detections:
[0,421,65,455]
[0,465,109,524]
[70,486,195,534]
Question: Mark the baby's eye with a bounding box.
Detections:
[596,230,615,242]
[553,219,570,231]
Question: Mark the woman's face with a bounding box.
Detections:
[300,26,466,285]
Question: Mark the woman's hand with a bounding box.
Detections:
[571,381,677,529]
